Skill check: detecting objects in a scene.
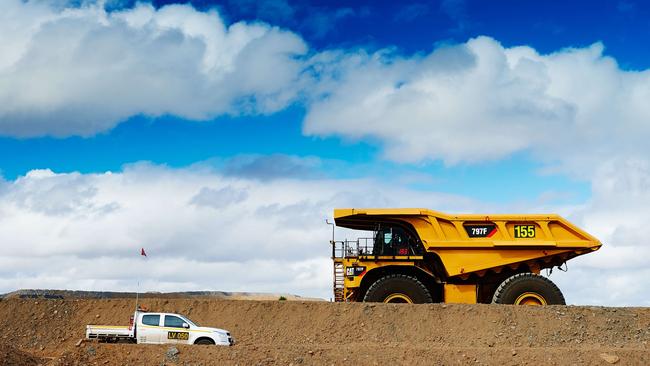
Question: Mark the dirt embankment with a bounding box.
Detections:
[1,298,648,365]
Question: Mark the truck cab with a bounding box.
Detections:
[86,310,234,346]
[371,224,423,256]
[135,312,233,345]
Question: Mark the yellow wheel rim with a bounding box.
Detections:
[514,292,547,306]
[384,293,413,303]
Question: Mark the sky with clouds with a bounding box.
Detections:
[1,0,650,305]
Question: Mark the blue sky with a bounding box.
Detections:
[1,0,650,304]
[0,107,588,204]
[4,0,633,202]
[158,0,650,68]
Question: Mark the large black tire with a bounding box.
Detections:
[363,274,433,303]
[195,338,215,345]
[492,273,565,305]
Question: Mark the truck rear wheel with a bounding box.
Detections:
[363,274,433,303]
[492,273,565,305]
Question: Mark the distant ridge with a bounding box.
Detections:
[1,289,324,301]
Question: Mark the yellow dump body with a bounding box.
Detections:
[332,208,601,303]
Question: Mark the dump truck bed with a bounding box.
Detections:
[334,208,601,279]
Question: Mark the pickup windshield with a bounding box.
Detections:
[180,315,198,327]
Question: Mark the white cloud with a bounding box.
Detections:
[303,36,650,180]
[544,158,650,306]
[298,34,650,305]
[0,162,475,298]
[4,2,649,180]
[0,161,649,305]
[0,0,307,137]
[1,3,649,306]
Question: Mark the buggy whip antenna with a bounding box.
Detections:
[135,280,139,313]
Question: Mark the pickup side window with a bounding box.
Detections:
[164,315,185,328]
[142,314,160,326]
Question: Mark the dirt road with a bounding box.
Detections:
[1,297,648,365]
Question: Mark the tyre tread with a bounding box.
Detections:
[492,272,565,305]
[363,274,433,303]
[195,338,215,345]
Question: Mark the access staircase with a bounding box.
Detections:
[333,260,345,302]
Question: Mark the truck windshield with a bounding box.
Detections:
[373,225,420,255]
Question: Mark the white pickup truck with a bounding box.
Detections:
[86,310,234,346]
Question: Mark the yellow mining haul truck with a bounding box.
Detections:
[330,208,601,305]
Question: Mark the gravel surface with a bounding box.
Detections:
[0,298,648,365]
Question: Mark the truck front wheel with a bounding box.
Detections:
[363,274,433,303]
[195,338,215,345]
[492,273,565,305]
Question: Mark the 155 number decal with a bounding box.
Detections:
[514,225,535,238]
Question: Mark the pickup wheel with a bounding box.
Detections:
[492,273,565,305]
[195,338,215,345]
[363,274,433,303]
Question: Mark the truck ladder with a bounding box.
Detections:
[333,260,345,302]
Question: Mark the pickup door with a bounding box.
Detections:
[163,315,191,344]
[138,314,163,344]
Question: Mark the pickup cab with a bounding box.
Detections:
[86,310,234,346]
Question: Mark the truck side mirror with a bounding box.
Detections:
[182,322,190,329]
